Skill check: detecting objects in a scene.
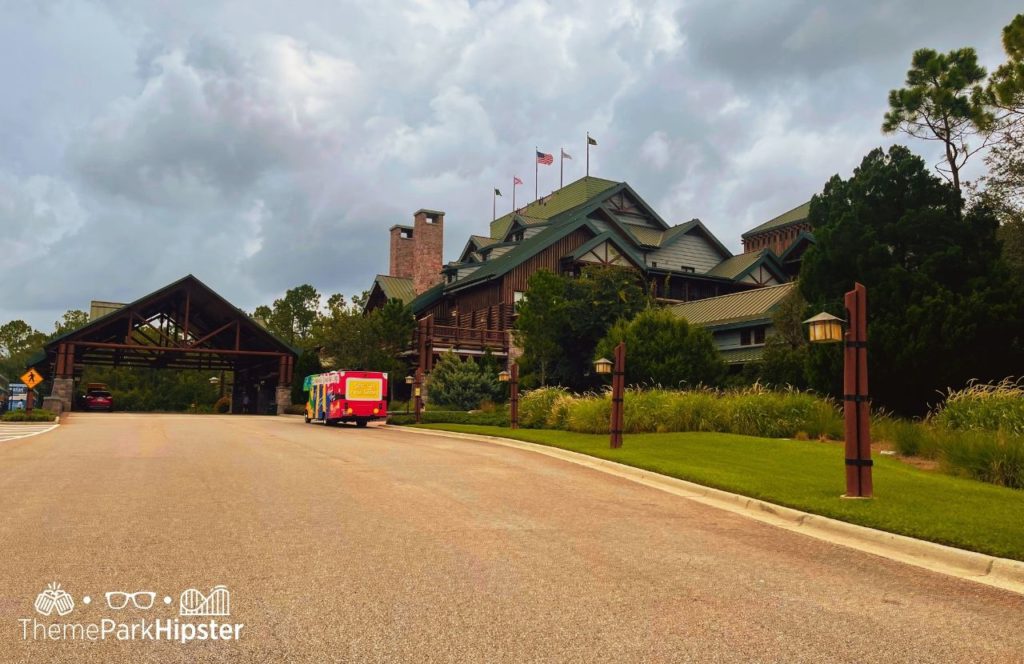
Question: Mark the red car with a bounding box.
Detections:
[84,390,113,412]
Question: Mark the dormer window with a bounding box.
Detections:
[511,231,524,242]
[680,265,695,273]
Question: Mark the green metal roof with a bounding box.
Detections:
[372,275,416,304]
[625,225,665,247]
[409,282,444,314]
[669,282,797,329]
[705,248,785,281]
[741,201,812,238]
[720,346,768,364]
[489,176,620,239]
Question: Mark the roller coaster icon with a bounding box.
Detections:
[179,585,231,617]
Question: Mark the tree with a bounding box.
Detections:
[595,308,725,388]
[514,265,649,391]
[254,284,322,348]
[52,310,89,337]
[426,351,501,411]
[758,288,811,389]
[513,270,568,386]
[980,14,1024,268]
[370,299,415,379]
[800,145,1024,414]
[883,47,991,192]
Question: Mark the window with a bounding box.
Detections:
[741,327,766,346]
[650,261,658,268]
[513,291,525,304]
[511,231,524,242]
[680,265,695,273]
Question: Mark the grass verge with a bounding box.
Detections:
[410,424,1024,561]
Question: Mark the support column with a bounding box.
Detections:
[47,378,75,414]
[843,283,872,498]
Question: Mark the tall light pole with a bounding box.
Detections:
[594,340,626,448]
[405,375,414,415]
[804,282,872,498]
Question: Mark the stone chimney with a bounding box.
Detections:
[412,209,444,295]
[389,225,415,279]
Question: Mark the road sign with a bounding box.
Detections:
[20,369,43,390]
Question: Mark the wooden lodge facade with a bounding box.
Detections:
[365,176,796,373]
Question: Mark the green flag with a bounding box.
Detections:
[587,135,597,146]
[495,188,502,196]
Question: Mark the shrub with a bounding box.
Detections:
[939,429,1024,489]
[428,352,502,411]
[523,385,842,440]
[388,410,509,426]
[2,409,57,422]
[214,397,231,414]
[932,378,1024,435]
[518,387,571,429]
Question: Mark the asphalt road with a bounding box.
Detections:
[0,413,1021,663]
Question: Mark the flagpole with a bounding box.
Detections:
[534,146,539,202]
[586,132,590,177]
[492,189,496,222]
[512,177,516,213]
[560,148,564,189]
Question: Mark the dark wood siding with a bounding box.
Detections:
[499,228,593,302]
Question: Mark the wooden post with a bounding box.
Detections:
[610,341,625,448]
[843,283,872,498]
[510,363,519,429]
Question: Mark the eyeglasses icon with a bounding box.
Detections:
[105,591,156,610]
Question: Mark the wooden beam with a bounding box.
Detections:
[188,321,234,349]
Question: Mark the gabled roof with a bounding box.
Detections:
[29,274,299,371]
[450,216,602,293]
[370,274,415,304]
[705,248,786,281]
[669,282,797,329]
[742,201,812,238]
[567,232,647,269]
[779,231,816,263]
[489,176,620,239]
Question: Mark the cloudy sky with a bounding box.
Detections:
[1,0,1017,330]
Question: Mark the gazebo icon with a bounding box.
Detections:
[179,585,230,616]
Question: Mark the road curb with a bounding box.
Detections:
[389,425,1024,596]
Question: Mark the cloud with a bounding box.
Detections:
[0,0,1017,329]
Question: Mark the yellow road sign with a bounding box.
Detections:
[20,368,43,389]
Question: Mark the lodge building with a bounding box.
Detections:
[364,176,814,371]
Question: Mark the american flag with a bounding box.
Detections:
[536,151,554,165]
[513,176,523,185]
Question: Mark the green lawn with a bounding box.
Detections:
[412,424,1024,561]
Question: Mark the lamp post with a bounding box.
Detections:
[413,369,423,424]
[404,375,414,415]
[498,363,520,429]
[804,282,872,498]
[594,341,625,448]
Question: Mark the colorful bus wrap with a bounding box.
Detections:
[303,370,389,427]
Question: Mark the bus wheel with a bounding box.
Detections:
[356,419,368,428]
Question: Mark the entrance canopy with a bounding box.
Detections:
[31,275,298,413]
